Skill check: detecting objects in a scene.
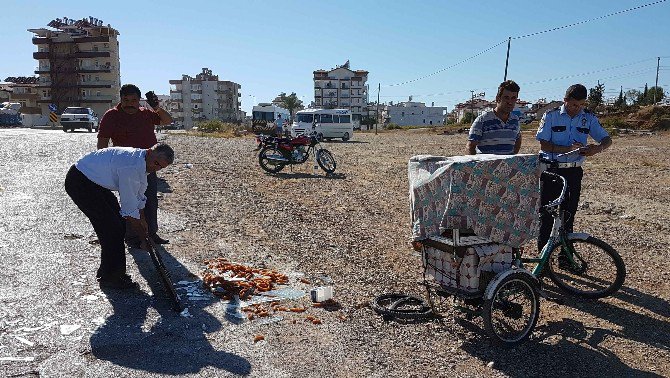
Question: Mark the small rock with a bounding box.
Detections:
[487,361,495,368]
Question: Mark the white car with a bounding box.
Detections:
[60,107,99,133]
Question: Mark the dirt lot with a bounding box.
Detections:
[153,129,668,377]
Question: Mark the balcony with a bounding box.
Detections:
[80,95,114,101]
[78,64,113,73]
[79,80,116,88]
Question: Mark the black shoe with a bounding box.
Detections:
[97,274,139,290]
[152,235,170,244]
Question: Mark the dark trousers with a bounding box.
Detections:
[65,165,126,278]
[145,172,158,237]
[538,167,583,251]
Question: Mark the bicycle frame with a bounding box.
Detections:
[518,162,585,277]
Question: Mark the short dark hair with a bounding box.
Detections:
[120,84,141,98]
[151,142,175,164]
[497,80,520,99]
[565,84,588,101]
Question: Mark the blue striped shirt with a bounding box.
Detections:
[468,110,520,155]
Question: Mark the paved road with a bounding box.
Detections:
[0,129,262,377]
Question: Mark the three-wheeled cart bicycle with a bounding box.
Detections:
[408,153,625,345]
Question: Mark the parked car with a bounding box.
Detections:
[60,107,99,132]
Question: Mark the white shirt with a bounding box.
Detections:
[75,147,148,219]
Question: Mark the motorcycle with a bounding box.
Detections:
[258,130,336,174]
[255,133,278,150]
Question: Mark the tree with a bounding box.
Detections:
[461,112,476,124]
[588,82,605,110]
[276,92,304,121]
[360,116,377,127]
[613,87,626,108]
[626,89,641,105]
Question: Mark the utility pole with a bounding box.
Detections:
[376,83,380,135]
[470,90,475,122]
[654,57,660,104]
[503,37,511,81]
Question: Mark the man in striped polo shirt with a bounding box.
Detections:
[466,80,522,155]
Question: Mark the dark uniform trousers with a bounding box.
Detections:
[64,165,126,278]
[538,166,583,251]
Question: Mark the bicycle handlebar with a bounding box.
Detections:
[538,153,569,211]
[541,171,567,211]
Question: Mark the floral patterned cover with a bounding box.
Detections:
[409,154,541,248]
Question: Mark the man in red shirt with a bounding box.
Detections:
[97,84,173,247]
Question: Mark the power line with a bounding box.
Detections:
[512,0,666,40]
[380,59,657,100]
[384,40,507,87]
[382,1,666,88]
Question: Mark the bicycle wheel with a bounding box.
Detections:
[482,271,539,345]
[316,149,336,173]
[546,236,625,299]
[258,146,286,173]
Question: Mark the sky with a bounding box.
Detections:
[2,0,669,114]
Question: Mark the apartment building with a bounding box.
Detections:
[29,16,121,118]
[313,61,368,124]
[386,101,447,126]
[3,77,42,126]
[169,68,243,130]
[451,98,495,123]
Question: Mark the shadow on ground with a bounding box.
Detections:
[90,246,251,375]
[454,284,668,377]
[273,171,346,180]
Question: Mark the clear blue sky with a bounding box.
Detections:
[2,0,669,114]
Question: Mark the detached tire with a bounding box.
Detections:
[342,132,350,142]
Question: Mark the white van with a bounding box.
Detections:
[291,109,353,141]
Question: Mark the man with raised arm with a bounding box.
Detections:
[97,84,173,248]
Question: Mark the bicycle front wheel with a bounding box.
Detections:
[546,236,625,299]
[482,271,540,345]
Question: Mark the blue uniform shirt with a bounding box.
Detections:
[536,104,609,163]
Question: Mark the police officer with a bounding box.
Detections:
[536,84,612,252]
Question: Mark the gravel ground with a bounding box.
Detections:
[1,128,668,377]
[160,129,669,377]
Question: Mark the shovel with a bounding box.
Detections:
[145,238,184,312]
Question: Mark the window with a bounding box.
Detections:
[339,115,351,123]
[297,113,314,123]
[320,114,333,123]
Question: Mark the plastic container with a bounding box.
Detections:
[310,286,333,302]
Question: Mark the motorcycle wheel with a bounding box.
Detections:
[258,146,286,173]
[316,149,336,173]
